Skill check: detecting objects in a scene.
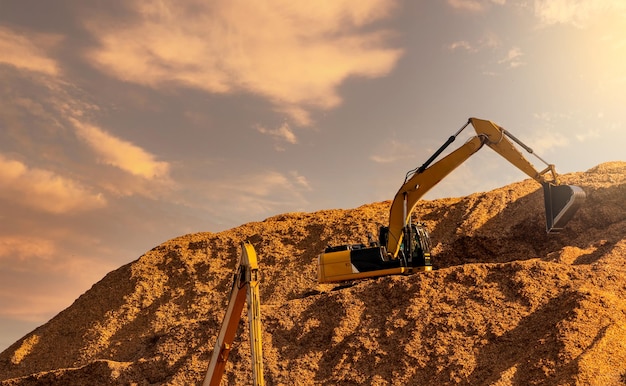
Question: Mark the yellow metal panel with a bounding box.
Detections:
[318,250,353,283]
[241,241,264,386]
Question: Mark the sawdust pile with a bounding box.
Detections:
[1,162,625,385]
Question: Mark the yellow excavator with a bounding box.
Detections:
[204,241,264,386]
[318,117,586,283]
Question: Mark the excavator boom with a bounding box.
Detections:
[386,117,585,256]
[204,241,264,386]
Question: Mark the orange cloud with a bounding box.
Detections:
[534,0,626,27]
[0,154,106,214]
[0,237,116,321]
[0,27,62,75]
[0,236,56,262]
[83,0,402,125]
[70,118,170,180]
[255,122,297,151]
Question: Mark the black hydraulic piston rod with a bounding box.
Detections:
[408,119,472,180]
[502,129,552,168]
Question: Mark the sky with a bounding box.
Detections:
[1,0,625,352]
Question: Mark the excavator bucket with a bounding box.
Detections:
[543,183,586,233]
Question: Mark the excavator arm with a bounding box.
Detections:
[204,241,264,386]
[386,117,585,257]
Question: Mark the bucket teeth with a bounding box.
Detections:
[543,183,586,233]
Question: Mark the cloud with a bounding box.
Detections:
[498,47,525,68]
[447,32,501,53]
[527,113,572,154]
[448,0,487,12]
[1,59,171,202]
[534,112,613,147]
[82,0,403,125]
[534,0,625,28]
[256,122,298,150]
[0,154,107,214]
[447,0,506,12]
[1,52,172,199]
[448,40,476,52]
[0,237,115,321]
[575,128,601,142]
[202,170,311,217]
[527,130,570,154]
[70,118,170,180]
[0,27,62,76]
[289,171,312,191]
[0,236,56,262]
[370,139,417,164]
[448,37,522,74]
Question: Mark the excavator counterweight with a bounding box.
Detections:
[318,117,586,283]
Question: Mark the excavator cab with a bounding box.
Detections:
[381,223,432,268]
[407,223,432,268]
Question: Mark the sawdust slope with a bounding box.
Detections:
[1,162,625,385]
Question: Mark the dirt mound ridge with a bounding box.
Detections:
[1,162,625,385]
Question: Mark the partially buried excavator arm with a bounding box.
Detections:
[204,241,264,386]
[385,117,586,258]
